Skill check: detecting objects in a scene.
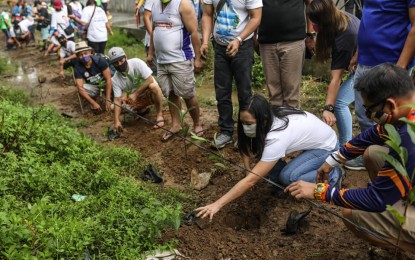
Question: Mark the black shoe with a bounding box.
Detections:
[141,164,163,183]
[281,207,312,235]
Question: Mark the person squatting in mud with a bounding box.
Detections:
[107,46,165,134]
[73,41,112,113]
[196,93,345,218]
[287,63,415,253]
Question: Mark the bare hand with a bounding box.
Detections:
[285,180,315,200]
[113,121,123,133]
[226,39,240,57]
[146,54,153,67]
[59,71,65,77]
[195,203,221,222]
[92,101,102,111]
[348,55,358,72]
[105,100,112,111]
[201,43,209,59]
[194,57,202,73]
[305,37,315,56]
[316,162,333,183]
[322,110,336,127]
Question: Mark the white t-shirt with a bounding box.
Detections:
[204,0,263,45]
[10,18,33,37]
[261,112,338,162]
[60,40,76,58]
[51,8,74,38]
[81,5,108,42]
[143,0,154,47]
[111,58,153,98]
[69,1,83,17]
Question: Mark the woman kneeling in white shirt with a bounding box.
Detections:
[196,94,343,220]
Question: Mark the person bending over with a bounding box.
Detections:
[196,94,344,220]
[107,46,165,133]
[286,63,415,253]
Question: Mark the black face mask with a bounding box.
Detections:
[115,60,128,73]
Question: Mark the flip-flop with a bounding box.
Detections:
[153,119,165,129]
[191,129,205,137]
[160,130,180,142]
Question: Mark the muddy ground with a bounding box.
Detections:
[1,43,402,259]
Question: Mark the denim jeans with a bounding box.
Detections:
[276,142,340,186]
[335,74,355,147]
[354,64,376,133]
[214,39,254,136]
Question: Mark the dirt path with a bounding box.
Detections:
[2,45,395,259]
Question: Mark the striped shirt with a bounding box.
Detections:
[325,110,415,212]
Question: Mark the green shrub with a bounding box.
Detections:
[0,100,183,258]
[0,86,29,105]
[252,53,265,89]
[107,28,139,50]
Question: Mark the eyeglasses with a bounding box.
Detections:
[363,99,387,119]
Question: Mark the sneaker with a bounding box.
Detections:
[331,167,346,189]
[344,156,366,171]
[212,133,233,149]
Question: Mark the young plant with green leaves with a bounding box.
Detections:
[375,105,415,255]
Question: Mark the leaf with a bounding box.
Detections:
[386,204,406,225]
[400,117,415,144]
[190,133,208,142]
[385,124,401,146]
[410,190,415,205]
[375,151,408,179]
[214,162,226,169]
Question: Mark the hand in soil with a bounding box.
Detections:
[195,202,221,221]
[285,180,315,200]
[316,162,333,183]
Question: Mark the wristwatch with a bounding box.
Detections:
[314,183,327,200]
[323,104,335,113]
[236,36,243,45]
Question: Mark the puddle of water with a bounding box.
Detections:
[7,58,39,90]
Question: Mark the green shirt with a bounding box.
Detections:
[0,12,11,30]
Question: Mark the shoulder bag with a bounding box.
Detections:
[82,5,97,41]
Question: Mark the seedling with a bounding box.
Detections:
[375,104,415,257]
[191,132,227,170]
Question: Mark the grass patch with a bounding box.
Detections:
[107,28,147,60]
[0,57,18,75]
[0,89,184,258]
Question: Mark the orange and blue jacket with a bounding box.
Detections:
[325,110,415,212]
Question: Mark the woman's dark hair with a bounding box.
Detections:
[355,63,415,103]
[307,0,349,63]
[86,0,96,6]
[238,94,306,160]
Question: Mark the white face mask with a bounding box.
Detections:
[242,123,256,138]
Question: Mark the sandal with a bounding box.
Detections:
[191,129,205,137]
[153,119,165,129]
[160,130,181,142]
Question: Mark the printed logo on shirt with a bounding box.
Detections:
[215,0,240,45]
[154,22,173,29]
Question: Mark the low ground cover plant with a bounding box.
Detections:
[0,88,182,258]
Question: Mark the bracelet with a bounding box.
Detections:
[323,104,335,113]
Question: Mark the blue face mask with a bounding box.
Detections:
[80,55,91,63]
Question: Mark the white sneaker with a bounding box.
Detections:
[213,133,233,149]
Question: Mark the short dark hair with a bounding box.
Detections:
[355,63,415,103]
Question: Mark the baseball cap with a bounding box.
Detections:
[75,41,92,53]
[108,47,126,64]
[53,0,63,9]
[41,2,47,7]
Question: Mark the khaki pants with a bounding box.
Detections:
[259,40,305,108]
[352,145,415,243]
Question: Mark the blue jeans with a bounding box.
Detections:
[214,39,254,135]
[354,64,376,133]
[276,142,340,186]
[335,74,355,147]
